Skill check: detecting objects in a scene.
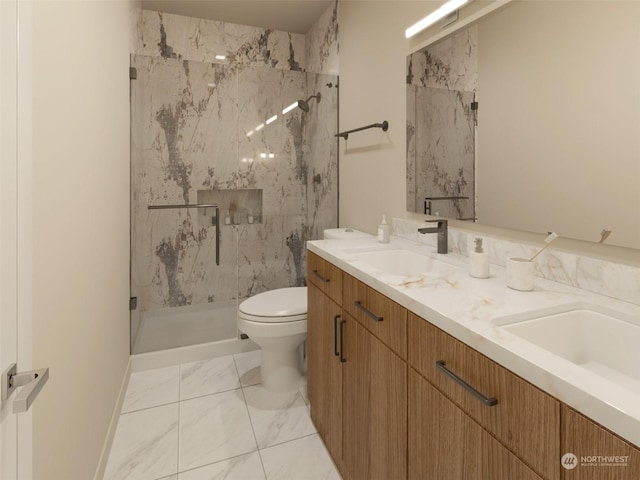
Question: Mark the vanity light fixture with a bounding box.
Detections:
[282,102,298,115]
[266,114,278,125]
[405,0,469,38]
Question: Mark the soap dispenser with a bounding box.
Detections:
[469,237,490,278]
[378,215,391,243]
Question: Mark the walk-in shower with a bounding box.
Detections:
[129,11,339,355]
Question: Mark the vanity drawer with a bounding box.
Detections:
[307,251,342,305]
[408,313,560,480]
[343,273,407,360]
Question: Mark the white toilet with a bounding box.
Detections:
[237,228,369,392]
[237,287,308,392]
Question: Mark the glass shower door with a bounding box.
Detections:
[129,54,240,354]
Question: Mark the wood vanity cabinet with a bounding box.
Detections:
[561,405,640,480]
[343,312,407,480]
[307,258,407,480]
[409,369,543,480]
[308,253,640,480]
[307,279,343,473]
[408,312,560,480]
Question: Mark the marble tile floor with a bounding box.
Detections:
[104,350,341,480]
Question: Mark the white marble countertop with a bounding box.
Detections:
[307,235,640,448]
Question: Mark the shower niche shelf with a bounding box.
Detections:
[197,189,263,226]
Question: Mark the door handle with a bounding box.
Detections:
[2,363,50,413]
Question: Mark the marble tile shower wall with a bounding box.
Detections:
[131,6,338,312]
[394,218,640,306]
[406,26,477,219]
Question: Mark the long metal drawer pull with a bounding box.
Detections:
[339,320,346,363]
[354,301,383,322]
[333,315,341,357]
[312,270,330,283]
[436,360,498,407]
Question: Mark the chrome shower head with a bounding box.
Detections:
[297,92,321,112]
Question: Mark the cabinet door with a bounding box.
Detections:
[409,369,543,480]
[409,313,560,480]
[343,314,407,480]
[307,282,343,470]
[561,405,640,479]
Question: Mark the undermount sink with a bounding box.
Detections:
[496,305,640,392]
[349,249,453,276]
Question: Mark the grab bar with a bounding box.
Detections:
[148,204,220,266]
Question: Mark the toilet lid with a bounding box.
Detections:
[239,287,307,321]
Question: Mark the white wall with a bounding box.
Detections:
[32,1,131,479]
[338,1,432,234]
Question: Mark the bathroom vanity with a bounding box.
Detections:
[306,236,640,480]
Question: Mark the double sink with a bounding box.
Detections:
[345,246,640,393]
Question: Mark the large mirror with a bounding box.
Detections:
[406,1,640,250]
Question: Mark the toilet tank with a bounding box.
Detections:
[323,228,371,240]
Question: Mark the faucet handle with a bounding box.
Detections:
[425,218,448,228]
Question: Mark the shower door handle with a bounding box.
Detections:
[215,206,220,266]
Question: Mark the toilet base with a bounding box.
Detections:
[260,347,303,392]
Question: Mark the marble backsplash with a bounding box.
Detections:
[393,218,640,306]
[131,4,339,312]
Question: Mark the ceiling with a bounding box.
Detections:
[141,0,334,34]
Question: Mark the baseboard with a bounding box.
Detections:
[131,337,259,373]
[93,357,132,480]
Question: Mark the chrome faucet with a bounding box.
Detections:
[418,219,448,254]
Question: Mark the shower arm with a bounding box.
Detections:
[148,204,220,266]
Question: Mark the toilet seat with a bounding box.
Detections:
[238,287,307,323]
